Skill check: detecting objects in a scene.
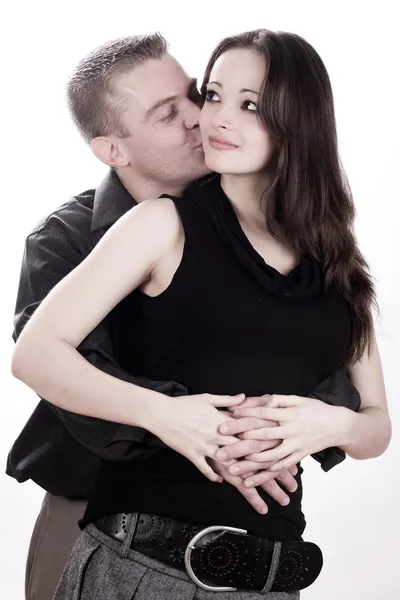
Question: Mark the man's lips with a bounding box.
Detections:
[208,136,239,150]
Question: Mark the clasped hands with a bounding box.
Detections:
[212,393,345,514]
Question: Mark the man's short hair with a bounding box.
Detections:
[67,33,168,143]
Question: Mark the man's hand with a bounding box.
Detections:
[209,458,298,514]
[216,394,348,486]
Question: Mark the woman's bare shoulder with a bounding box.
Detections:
[115,196,181,241]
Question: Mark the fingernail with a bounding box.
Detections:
[245,480,254,487]
[261,507,268,514]
[230,466,239,474]
[220,426,229,433]
[218,451,227,460]
[282,497,289,505]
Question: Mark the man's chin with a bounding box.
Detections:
[201,165,213,176]
[183,169,216,192]
[188,162,212,179]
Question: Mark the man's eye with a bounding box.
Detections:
[205,90,219,102]
[242,100,257,112]
[161,107,177,122]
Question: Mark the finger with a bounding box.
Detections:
[239,433,281,449]
[217,410,235,419]
[275,471,298,493]
[267,394,304,408]
[241,426,285,441]
[229,460,274,476]
[259,478,290,506]
[289,465,298,476]
[213,457,237,470]
[195,457,223,483]
[216,434,240,446]
[246,444,292,464]
[242,471,256,478]
[224,474,268,514]
[268,453,304,473]
[209,393,246,407]
[216,440,273,462]
[237,484,268,514]
[220,458,237,467]
[234,395,272,409]
[233,407,291,422]
[242,469,282,490]
[219,417,271,436]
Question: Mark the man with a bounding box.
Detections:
[7,33,357,600]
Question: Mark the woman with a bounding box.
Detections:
[12,30,390,599]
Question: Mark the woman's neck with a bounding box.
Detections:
[220,172,274,230]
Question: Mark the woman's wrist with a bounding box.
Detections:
[333,406,357,448]
[130,386,171,434]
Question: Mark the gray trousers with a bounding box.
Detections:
[54,522,300,600]
[26,493,88,600]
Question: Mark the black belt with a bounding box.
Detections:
[93,513,323,593]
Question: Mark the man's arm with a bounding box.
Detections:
[13,222,182,460]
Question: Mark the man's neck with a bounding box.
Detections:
[117,168,188,203]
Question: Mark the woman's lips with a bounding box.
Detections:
[208,136,239,150]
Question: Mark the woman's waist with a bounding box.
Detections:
[85,457,305,540]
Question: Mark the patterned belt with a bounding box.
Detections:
[93,512,323,593]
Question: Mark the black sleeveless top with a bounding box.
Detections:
[82,175,352,541]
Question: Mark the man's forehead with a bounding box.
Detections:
[113,55,190,107]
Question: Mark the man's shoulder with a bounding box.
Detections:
[28,188,96,240]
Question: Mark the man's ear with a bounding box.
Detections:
[91,136,130,168]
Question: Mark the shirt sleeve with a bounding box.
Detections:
[13,224,187,460]
[309,368,360,471]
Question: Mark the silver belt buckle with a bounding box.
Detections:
[184,525,247,592]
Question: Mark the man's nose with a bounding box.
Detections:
[184,101,201,130]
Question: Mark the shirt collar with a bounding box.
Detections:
[91,169,137,233]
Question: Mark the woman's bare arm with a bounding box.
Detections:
[11,197,246,483]
[339,336,391,459]
[11,197,179,423]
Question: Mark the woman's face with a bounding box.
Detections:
[200,48,275,176]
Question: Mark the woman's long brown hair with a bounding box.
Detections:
[202,29,376,363]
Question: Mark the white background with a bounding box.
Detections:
[1,1,399,598]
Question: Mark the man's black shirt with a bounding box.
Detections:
[7,170,185,496]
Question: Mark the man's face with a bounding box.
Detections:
[114,54,210,188]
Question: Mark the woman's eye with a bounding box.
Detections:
[242,100,257,112]
[205,90,219,102]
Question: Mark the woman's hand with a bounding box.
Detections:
[149,393,247,482]
[216,394,351,484]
